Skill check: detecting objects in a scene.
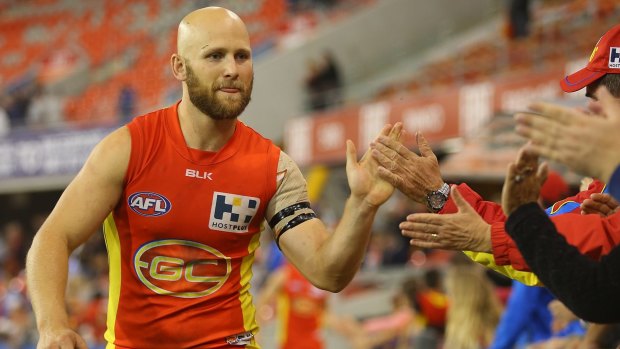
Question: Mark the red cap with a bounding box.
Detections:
[540,171,568,205]
[560,24,620,92]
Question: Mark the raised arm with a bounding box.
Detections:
[26,127,130,349]
[277,123,401,292]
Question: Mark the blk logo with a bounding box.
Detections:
[610,47,620,68]
[186,169,213,180]
[128,192,172,217]
[209,192,260,233]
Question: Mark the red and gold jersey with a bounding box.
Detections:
[103,103,281,348]
[277,264,328,349]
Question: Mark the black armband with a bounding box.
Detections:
[276,212,317,250]
[268,202,313,230]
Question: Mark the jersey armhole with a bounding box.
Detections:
[125,121,144,186]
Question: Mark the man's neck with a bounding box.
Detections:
[177,99,237,152]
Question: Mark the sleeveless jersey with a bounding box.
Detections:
[277,263,328,349]
[103,103,280,349]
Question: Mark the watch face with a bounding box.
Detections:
[429,193,446,209]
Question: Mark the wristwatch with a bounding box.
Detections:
[426,183,450,213]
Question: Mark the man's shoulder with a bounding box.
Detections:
[133,105,174,124]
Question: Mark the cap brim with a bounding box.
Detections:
[560,68,605,92]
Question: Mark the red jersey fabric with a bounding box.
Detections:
[416,289,447,330]
[103,103,280,348]
[277,263,327,349]
[441,181,620,271]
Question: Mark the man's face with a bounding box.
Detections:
[181,17,254,120]
[185,61,253,120]
[586,82,605,116]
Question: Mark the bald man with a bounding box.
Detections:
[26,7,400,349]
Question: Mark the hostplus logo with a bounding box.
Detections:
[209,192,260,233]
[610,47,620,68]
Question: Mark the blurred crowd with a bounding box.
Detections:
[0,215,109,349]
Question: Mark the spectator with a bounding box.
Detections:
[333,276,422,349]
[489,171,570,349]
[507,0,531,39]
[255,261,330,349]
[0,222,28,280]
[117,84,137,123]
[366,25,620,287]
[319,50,343,107]
[415,268,447,336]
[304,50,343,111]
[26,83,63,130]
[0,94,10,137]
[5,88,32,130]
[443,264,503,349]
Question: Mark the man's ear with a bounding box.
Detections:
[171,54,187,81]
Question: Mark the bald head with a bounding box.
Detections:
[177,7,250,57]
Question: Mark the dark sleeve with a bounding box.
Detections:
[505,203,620,323]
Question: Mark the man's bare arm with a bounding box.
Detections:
[26,127,130,349]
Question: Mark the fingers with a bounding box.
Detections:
[537,161,548,183]
[371,146,397,172]
[515,116,555,144]
[403,213,447,226]
[506,161,517,180]
[371,136,410,172]
[527,102,579,125]
[580,198,612,217]
[75,337,89,349]
[450,185,472,213]
[515,146,539,169]
[377,166,403,188]
[399,220,446,250]
[388,122,403,141]
[374,135,413,160]
[580,193,620,217]
[593,193,620,209]
[361,124,393,163]
[515,110,573,152]
[379,123,393,137]
[416,132,436,159]
[345,140,358,171]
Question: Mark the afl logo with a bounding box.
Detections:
[128,192,171,217]
[134,239,232,298]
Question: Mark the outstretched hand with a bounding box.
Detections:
[581,193,620,217]
[370,132,444,203]
[346,122,403,207]
[399,186,492,252]
[515,87,620,183]
[501,146,548,216]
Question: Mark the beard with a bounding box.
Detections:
[185,64,253,120]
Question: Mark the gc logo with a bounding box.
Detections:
[134,239,231,298]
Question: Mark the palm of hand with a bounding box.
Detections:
[349,154,394,207]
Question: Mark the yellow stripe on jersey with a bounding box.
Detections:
[463,251,542,286]
[103,213,122,348]
[239,232,262,348]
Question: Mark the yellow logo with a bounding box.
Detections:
[134,239,231,298]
